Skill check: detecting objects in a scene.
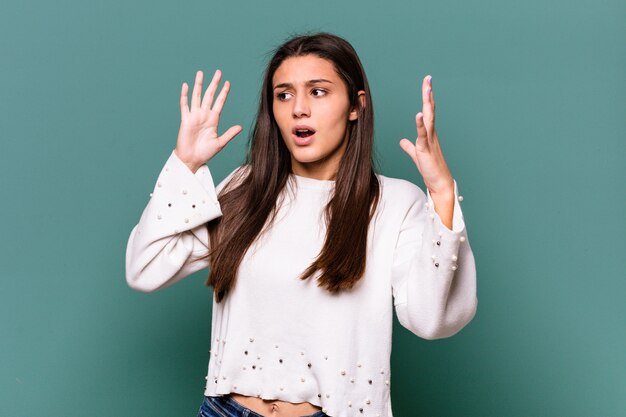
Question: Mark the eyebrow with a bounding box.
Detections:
[273,79,334,90]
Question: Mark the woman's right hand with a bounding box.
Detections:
[174,69,243,173]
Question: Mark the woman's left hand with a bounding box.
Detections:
[399,75,455,196]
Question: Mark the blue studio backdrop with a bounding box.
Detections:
[0,0,624,416]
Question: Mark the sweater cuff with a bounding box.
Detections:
[426,179,465,234]
[148,150,221,234]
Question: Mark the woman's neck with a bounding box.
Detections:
[290,160,339,181]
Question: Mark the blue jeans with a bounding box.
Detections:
[197,395,328,417]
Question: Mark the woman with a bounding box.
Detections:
[125,32,477,417]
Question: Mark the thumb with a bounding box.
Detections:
[399,138,418,165]
[218,125,243,147]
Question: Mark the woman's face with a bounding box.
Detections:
[272,54,364,180]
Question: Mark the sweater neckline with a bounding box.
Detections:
[289,173,335,191]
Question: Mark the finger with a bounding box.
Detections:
[218,125,243,147]
[415,112,429,151]
[422,75,435,138]
[202,69,222,111]
[180,82,189,117]
[191,70,204,110]
[211,80,231,116]
[429,77,436,115]
[399,138,419,166]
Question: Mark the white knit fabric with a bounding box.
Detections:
[125,149,478,417]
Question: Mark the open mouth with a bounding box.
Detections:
[293,126,316,138]
[295,129,314,138]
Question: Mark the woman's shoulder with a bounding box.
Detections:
[375,172,427,206]
[216,164,251,194]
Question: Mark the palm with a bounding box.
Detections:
[179,110,220,157]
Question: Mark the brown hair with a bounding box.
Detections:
[206,31,381,303]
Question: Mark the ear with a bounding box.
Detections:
[349,90,366,121]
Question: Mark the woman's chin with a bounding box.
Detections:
[291,153,325,164]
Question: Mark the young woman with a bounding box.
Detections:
[125,32,477,417]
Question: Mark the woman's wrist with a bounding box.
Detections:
[174,148,203,174]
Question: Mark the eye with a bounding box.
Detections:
[276,92,292,101]
[311,88,327,97]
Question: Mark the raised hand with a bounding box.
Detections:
[399,75,454,196]
[174,69,243,173]
[399,75,455,229]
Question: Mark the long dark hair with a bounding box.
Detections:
[206,31,380,303]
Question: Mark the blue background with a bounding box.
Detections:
[1,0,624,415]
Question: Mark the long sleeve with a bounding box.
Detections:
[125,149,240,292]
[391,179,477,340]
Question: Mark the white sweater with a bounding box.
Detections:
[125,150,477,417]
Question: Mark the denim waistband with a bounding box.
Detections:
[201,395,328,417]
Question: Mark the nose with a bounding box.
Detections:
[292,93,310,118]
